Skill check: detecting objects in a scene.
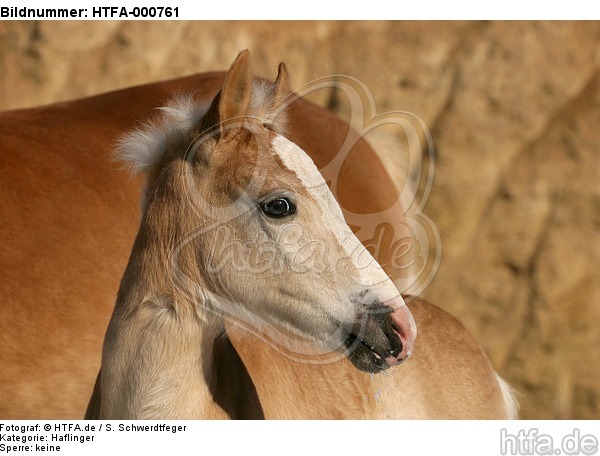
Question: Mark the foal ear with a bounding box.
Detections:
[266,62,292,133]
[219,50,252,137]
[272,62,291,106]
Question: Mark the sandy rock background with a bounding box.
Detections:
[1,21,598,419]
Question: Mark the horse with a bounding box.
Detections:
[0,52,405,419]
[0,50,516,419]
[84,50,517,419]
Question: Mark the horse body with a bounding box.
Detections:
[232,299,513,419]
[0,51,515,419]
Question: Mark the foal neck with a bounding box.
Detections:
[99,192,230,419]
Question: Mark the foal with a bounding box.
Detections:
[89,51,417,419]
[89,51,516,420]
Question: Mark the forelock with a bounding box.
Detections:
[117,81,288,176]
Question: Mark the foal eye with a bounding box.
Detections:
[261,197,296,218]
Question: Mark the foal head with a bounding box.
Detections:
[119,50,416,373]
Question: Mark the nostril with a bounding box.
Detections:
[388,303,417,361]
[389,343,402,358]
[388,332,403,358]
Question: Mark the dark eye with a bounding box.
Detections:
[261,197,296,218]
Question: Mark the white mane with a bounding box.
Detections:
[116,81,287,175]
[116,95,209,175]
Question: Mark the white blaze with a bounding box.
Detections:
[270,134,403,305]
